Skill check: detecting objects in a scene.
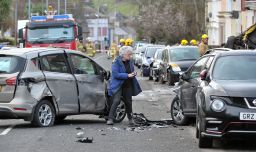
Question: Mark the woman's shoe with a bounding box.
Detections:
[107,119,114,125]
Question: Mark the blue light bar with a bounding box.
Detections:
[31,16,47,21]
[53,15,70,20]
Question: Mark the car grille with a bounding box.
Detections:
[245,98,256,109]
[225,122,256,132]
[229,97,248,108]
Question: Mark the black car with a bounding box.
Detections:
[159,46,200,85]
[170,49,256,148]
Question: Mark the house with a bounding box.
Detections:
[207,0,256,46]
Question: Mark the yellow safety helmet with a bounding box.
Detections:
[180,39,188,46]
[125,38,134,46]
[190,39,197,46]
[119,39,125,43]
[202,34,208,39]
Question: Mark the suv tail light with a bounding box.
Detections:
[6,77,17,86]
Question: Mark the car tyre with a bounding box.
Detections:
[32,100,55,127]
[198,116,213,148]
[170,96,188,125]
[167,73,175,86]
[114,99,127,123]
[159,73,166,84]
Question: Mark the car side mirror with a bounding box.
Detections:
[101,70,110,80]
[200,69,207,80]
[181,73,189,81]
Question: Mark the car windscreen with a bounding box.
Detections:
[145,47,162,58]
[213,55,256,80]
[156,50,163,59]
[169,47,200,61]
[0,55,25,74]
[27,26,74,43]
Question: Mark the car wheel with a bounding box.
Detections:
[159,73,165,84]
[198,117,213,148]
[32,100,55,127]
[170,96,188,125]
[114,99,126,123]
[167,73,175,86]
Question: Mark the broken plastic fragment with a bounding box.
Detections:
[77,137,93,143]
[76,132,85,138]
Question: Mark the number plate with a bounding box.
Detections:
[240,113,256,120]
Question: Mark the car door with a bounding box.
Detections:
[68,53,106,113]
[180,56,209,114]
[39,51,79,114]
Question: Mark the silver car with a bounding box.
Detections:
[149,48,164,81]
[0,48,126,127]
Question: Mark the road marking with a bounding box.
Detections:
[0,125,15,136]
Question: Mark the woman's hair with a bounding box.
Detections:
[119,46,133,56]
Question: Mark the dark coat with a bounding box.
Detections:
[108,56,142,96]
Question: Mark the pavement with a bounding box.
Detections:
[0,53,256,152]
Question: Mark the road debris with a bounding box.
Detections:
[77,137,93,143]
[76,132,85,138]
[122,113,174,132]
[76,127,83,130]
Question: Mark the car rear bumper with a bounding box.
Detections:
[0,107,18,119]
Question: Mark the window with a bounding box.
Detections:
[157,50,163,60]
[0,56,25,74]
[213,55,256,80]
[102,27,108,36]
[41,54,70,73]
[205,56,214,69]
[89,28,94,37]
[70,54,95,75]
[169,48,200,61]
[189,57,209,79]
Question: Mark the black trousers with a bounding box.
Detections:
[108,87,133,120]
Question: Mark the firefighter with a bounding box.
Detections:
[119,39,125,47]
[110,42,118,60]
[125,38,134,46]
[77,40,87,53]
[85,40,96,57]
[115,39,126,58]
[190,39,197,46]
[198,34,209,56]
[180,39,188,46]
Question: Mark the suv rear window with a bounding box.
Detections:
[0,55,25,74]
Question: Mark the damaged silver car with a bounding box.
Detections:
[0,48,126,127]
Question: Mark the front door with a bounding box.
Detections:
[39,51,79,114]
[180,57,209,114]
[68,53,106,113]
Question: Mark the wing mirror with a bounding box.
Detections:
[200,69,208,80]
[180,73,189,81]
[101,70,111,80]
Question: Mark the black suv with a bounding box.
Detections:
[171,49,256,148]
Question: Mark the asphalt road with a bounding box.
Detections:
[0,53,256,152]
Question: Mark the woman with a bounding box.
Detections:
[107,46,142,125]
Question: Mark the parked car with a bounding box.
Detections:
[0,48,126,127]
[149,48,164,81]
[141,45,165,77]
[170,49,256,148]
[158,46,200,85]
[196,50,256,148]
[134,44,152,68]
